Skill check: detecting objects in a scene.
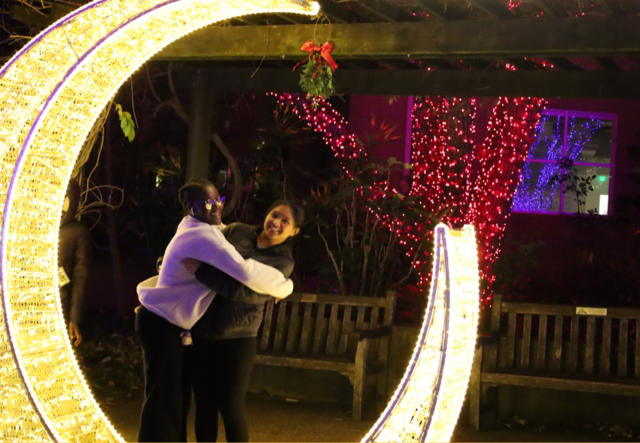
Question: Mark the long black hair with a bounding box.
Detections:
[261,200,305,256]
[178,179,214,216]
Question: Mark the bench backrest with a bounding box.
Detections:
[258,290,395,362]
[487,294,640,378]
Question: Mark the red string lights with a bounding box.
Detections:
[464,97,547,304]
[272,93,546,308]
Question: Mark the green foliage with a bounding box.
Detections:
[114,103,136,142]
[299,52,335,104]
[491,238,546,299]
[549,156,597,214]
[307,153,433,297]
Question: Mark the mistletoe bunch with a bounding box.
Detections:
[296,41,338,103]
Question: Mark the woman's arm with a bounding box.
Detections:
[181,226,293,299]
[194,257,294,302]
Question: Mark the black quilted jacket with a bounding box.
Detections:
[191,223,294,340]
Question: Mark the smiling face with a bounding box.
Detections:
[192,184,223,225]
[261,204,299,246]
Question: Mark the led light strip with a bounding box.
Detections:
[363,224,479,442]
[0,0,318,441]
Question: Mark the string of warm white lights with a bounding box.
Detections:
[363,224,479,442]
[0,1,318,441]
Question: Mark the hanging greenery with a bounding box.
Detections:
[114,103,136,142]
[295,41,338,104]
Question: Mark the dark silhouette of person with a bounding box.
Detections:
[59,179,91,347]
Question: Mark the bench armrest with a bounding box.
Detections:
[476,331,501,348]
[353,325,392,341]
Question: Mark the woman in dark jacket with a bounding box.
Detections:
[183,200,304,442]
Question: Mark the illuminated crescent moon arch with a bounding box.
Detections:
[363,224,480,442]
[0,0,479,439]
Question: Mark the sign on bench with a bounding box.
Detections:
[255,290,396,420]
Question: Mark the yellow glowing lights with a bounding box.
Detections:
[0,0,480,440]
[364,224,479,442]
[0,0,318,441]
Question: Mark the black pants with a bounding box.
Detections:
[136,306,187,442]
[183,337,257,442]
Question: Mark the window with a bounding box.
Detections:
[512,109,616,215]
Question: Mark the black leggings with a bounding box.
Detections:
[136,306,187,442]
[184,337,257,442]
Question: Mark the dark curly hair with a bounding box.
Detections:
[178,179,214,216]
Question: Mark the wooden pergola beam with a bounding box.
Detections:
[174,67,640,99]
[156,17,640,61]
[415,0,464,21]
[467,0,513,19]
[591,0,622,16]
[358,0,416,22]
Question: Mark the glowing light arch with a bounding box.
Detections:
[0,0,318,440]
[363,224,479,442]
[0,0,479,440]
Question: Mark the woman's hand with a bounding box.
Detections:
[69,322,82,347]
[182,258,202,274]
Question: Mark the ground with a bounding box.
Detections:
[102,393,638,442]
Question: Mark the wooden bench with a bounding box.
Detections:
[255,290,396,420]
[469,294,640,430]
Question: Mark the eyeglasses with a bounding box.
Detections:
[200,197,225,210]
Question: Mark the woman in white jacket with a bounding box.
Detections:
[135,179,293,442]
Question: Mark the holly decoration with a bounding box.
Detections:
[295,41,338,104]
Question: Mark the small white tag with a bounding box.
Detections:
[576,307,607,316]
[58,267,70,287]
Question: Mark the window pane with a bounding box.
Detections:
[569,117,613,165]
[528,114,565,161]
[561,166,611,215]
[512,161,562,213]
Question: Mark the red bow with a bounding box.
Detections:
[293,41,339,72]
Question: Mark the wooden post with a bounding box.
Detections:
[186,68,214,180]
[353,338,369,420]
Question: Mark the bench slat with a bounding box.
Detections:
[299,303,314,353]
[552,315,563,372]
[506,313,517,369]
[567,316,579,373]
[261,299,275,351]
[535,314,547,371]
[339,306,352,356]
[369,306,380,359]
[312,303,326,354]
[520,314,532,369]
[286,301,301,353]
[287,292,390,307]
[273,301,288,352]
[503,302,640,319]
[255,354,356,373]
[326,304,340,355]
[619,319,629,377]
[481,372,640,396]
[601,317,612,375]
[356,306,366,330]
[585,316,596,375]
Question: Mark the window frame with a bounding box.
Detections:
[512,108,617,216]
